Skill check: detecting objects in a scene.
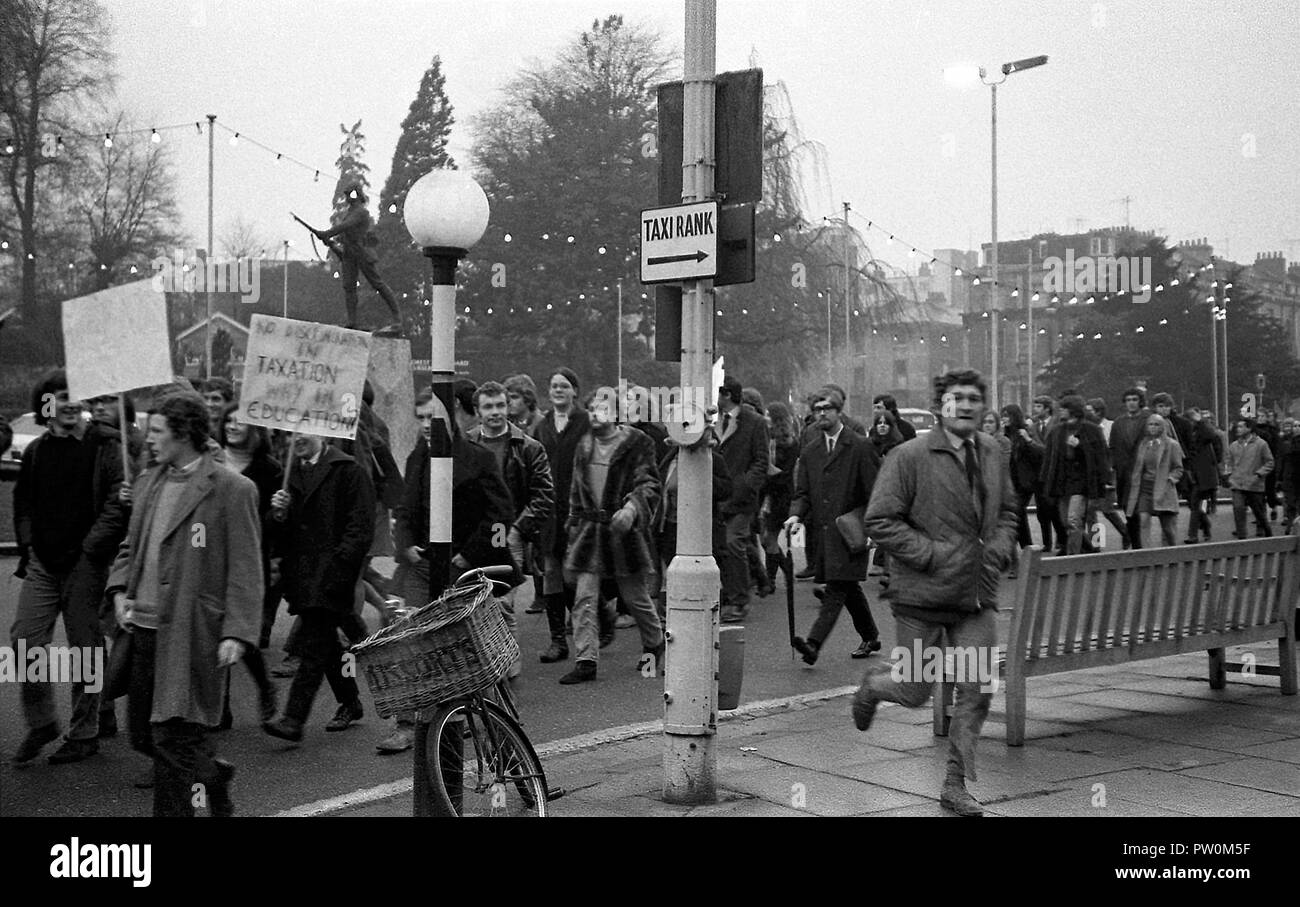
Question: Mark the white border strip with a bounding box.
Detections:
[269,685,858,817]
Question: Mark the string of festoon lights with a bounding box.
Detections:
[760,207,1235,347]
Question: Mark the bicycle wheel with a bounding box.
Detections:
[427,698,548,817]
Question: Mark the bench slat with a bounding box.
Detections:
[1045,570,1069,658]
[1109,561,1134,650]
[1063,565,1090,654]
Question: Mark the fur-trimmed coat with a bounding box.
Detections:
[563,425,661,578]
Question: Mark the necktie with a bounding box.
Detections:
[827,434,835,456]
[964,438,986,512]
[722,412,731,436]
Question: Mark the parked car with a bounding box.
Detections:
[897,407,936,437]
[1,412,40,479]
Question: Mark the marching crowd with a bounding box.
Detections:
[6,362,1300,817]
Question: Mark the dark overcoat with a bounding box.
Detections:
[105,453,263,725]
[563,426,661,578]
[272,445,374,615]
[532,408,591,561]
[789,427,881,583]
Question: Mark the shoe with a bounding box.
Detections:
[271,656,299,678]
[539,642,569,663]
[262,717,304,742]
[599,630,615,648]
[794,566,815,580]
[1183,537,1199,545]
[851,686,878,731]
[325,702,364,732]
[850,639,882,659]
[812,586,824,600]
[939,777,984,816]
[259,684,279,724]
[98,711,118,739]
[47,738,99,765]
[559,661,597,685]
[216,710,233,731]
[208,758,236,817]
[376,727,414,754]
[525,601,546,614]
[721,606,749,623]
[12,724,61,765]
[134,766,156,789]
[792,636,819,665]
[615,614,637,629]
[755,581,775,598]
[372,322,405,337]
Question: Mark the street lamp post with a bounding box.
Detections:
[403,169,490,817]
[947,56,1047,411]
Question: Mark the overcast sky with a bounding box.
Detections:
[106,0,1299,272]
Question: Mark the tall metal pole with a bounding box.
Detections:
[664,0,719,805]
[843,201,851,408]
[989,84,999,412]
[206,113,216,381]
[1027,246,1034,405]
[1220,285,1230,425]
[826,287,833,383]
[414,244,462,816]
[282,239,289,318]
[1211,298,1220,428]
[617,277,624,389]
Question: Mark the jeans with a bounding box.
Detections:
[808,580,878,648]
[721,510,756,611]
[153,718,229,817]
[571,571,662,665]
[10,553,106,742]
[283,610,361,725]
[1135,511,1178,547]
[1033,492,1062,551]
[1187,489,1215,539]
[1063,494,1089,555]
[1232,490,1272,538]
[861,607,997,782]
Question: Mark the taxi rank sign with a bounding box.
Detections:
[640,200,719,284]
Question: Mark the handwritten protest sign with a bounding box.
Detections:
[62,279,174,401]
[240,314,369,439]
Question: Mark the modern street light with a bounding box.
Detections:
[946,54,1048,411]
[403,168,490,817]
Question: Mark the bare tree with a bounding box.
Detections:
[0,0,114,316]
[219,212,266,260]
[57,110,187,291]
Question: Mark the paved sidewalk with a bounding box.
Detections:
[334,639,1299,817]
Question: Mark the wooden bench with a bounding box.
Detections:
[933,536,1299,746]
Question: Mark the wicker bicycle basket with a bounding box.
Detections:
[351,576,519,719]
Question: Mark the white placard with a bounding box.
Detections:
[640,200,718,284]
[240,314,370,439]
[62,279,175,400]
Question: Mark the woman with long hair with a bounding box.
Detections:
[759,402,801,591]
[1001,404,1042,564]
[869,410,905,458]
[215,403,281,727]
[1126,412,1185,547]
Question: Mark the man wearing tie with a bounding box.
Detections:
[855,369,1019,816]
[784,387,882,663]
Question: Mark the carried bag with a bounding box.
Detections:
[834,506,870,555]
[104,625,134,701]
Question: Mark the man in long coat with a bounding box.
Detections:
[784,387,882,664]
[107,392,262,816]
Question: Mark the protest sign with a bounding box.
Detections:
[240,315,369,439]
[62,279,174,401]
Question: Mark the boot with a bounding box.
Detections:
[940,774,984,816]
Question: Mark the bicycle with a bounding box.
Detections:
[354,564,557,817]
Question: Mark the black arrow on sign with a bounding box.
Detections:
[648,250,710,265]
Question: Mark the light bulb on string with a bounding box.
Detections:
[103,134,113,148]
[955,268,963,277]
[229,133,239,146]
[150,129,160,144]
[973,277,980,285]
[567,235,575,244]
[598,245,607,254]
[388,204,397,213]
[503,233,512,243]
